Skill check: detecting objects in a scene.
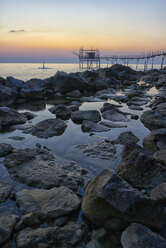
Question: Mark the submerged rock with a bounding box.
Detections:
[121,223,166,248]
[71,110,101,124]
[0,181,13,203]
[81,120,110,132]
[4,148,85,190]
[0,107,27,128]
[16,186,80,219]
[24,118,67,138]
[0,214,19,246]
[82,169,164,229]
[76,140,116,160]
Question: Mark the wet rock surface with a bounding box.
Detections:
[71,110,101,124]
[0,181,13,203]
[102,109,130,122]
[81,120,110,132]
[0,143,13,157]
[112,131,139,145]
[23,118,67,138]
[121,223,166,248]
[4,148,85,190]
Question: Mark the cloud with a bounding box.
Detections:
[9,29,25,33]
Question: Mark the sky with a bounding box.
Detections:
[0,0,166,62]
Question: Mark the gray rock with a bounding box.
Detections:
[0,214,19,246]
[91,228,106,241]
[112,131,139,145]
[0,181,13,203]
[71,110,101,124]
[121,223,166,248]
[15,213,41,231]
[6,77,24,91]
[24,118,67,138]
[81,120,110,132]
[150,183,166,204]
[143,128,166,151]
[0,143,13,157]
[82,169,164,229]
[49,105,71,120]
[0,85,18,106]
[100,102,122,113]
[4,148,85,191]
[0,77,6,85]
[85,240,104,248]
[21,78,44,100]
[22,112,36,120]
[68,105,79,112]
[128,105,143,111]
[93,79,108,90]
[99,120,127,128]
[76,140,116,160]
[16,186,80,219]
[141,109,166,130]
[102,109,130,122]
[0,107,27,128]
[80,96,103,102]
[9,136,25,141]
[66,89,81,97]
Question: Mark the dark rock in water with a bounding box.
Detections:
[6,77,24,92]
[0,181,13,203]
[9,136,25,141]
[24,118,67,138]
[0,85,18,106]
[141,109,166,130]
[130,113,139,120]
[81,120,110,132]
[0,77,6,85]
[53,71,90,93]
[99,120,127,128]
[82,169,164,229]
[21,78,45,100]
[43,76,55,95]
[150,183,166,204]
[143,128,166,151]
[93,79,108,90]
[128,105,143,110]
[22,111,36,120]
[112,131,139,145]
[100,102,122,113]
[116,148,166,189]
[0,107,27,128]
[121,223,166,248]
[102,109,130,122]
[4,148,85,190]
[76,140,116,160]
[16,223,85,248]
[71,110,101,124]
[68,105,79,112]
[15,186,80,219]
[0,214,19,246]
[0,143,13,157]
[49,105,71,120]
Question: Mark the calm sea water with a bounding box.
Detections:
[0,63,162,81]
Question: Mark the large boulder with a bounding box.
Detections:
[82,169,164,229]
[0,214,19,246]
[0,107,27,128]
[141,109,166,130]
[6,77,24,92]
[121,223,166,248]
[0,85,18,106]
[15,186,80,219]
[21,78,45,99]
[24,118,67,138]
[53,71,89,93]
[71,110,101,124]
[4,147,85,191]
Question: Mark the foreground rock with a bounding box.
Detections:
[0,107,27,129]
[76,140,116,160]
[0,85,18,106]
[0,181,13,203]
[142,128,166,151]
[150,183,166,204]
[6,77,23,92]
[0,214,19,246]
[16,186,80,219]
[81,120,110,132]
[71,110,101,124]
[24,118,67,138]
[16,223,85,248]
[82,169,164,229]
[121,223,166,248]
[141,109,166,130]
[4,147,85,191]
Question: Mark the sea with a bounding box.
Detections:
[0,62,162,81]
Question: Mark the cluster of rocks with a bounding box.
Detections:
[0,65,166,247]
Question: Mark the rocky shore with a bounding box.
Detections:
[0,64,166,247]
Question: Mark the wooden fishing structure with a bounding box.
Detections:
[72,48,166,70]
